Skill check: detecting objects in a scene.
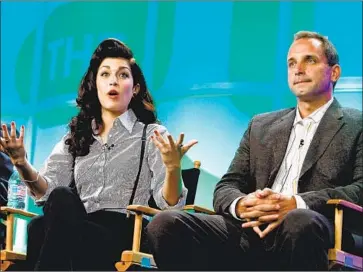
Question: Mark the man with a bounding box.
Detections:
[145,31,362,270]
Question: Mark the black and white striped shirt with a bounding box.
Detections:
[30,109,188,214]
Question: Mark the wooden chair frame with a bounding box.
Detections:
[327,199,362,271]
[0,207,37,271]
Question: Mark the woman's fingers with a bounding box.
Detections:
[19,125,25,143]
[153,130,167,145]
[1,124,10,139]
[167,134,176,149]
[176,133,184,146]
[181,140,198,155]
[10,122,17,139]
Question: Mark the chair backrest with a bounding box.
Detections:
[181,161,201,205]
[147,161,201,209]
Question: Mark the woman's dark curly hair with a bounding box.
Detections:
[65,38,157,158]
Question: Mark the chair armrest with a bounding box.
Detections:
[326,199,363,235]
[126,205,161,216]
[0,207,38,253]
[183,205,215,215]
[327,199,363,213]
[125,205,161,252]
[326,199,363,252]
[1,206,38,218]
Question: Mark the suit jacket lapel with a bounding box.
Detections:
[299,99,344,179]
[265,109,296,188]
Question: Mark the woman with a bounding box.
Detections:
[0,38,197,270]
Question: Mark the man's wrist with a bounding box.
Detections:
[229,196,244,220]
[293,195,309,209]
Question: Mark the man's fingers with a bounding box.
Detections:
[255,189,263,198]
[242,220,264,228]
[239,210,260,219]
[242,198,279,207]
[259,188,276,198]
[266,193,282,200]
[258,214,279,222]
[260,221,280,239]
[241,198,258,207]
[253,226,263,238]
[256,188,275,198]
[254,188,278,199]
[261,188,274,193]
[240,209,277,220]
[245,203,280,212]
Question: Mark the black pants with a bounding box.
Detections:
[146,209,335,271]
[24,186,149,271]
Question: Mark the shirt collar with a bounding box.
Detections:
[293,97,334,126]
[117,109,138,134]
[91,109,138,135]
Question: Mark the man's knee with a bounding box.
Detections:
[146,210,187,239]
[281,209,332,238]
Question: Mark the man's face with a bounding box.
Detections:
[287,38,338,101]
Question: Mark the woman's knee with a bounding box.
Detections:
[27,215,45,233]
[47,186,75,202]
[44,186,85,216]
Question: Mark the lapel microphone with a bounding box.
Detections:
[299,139,304,148]
[104,143,115,151]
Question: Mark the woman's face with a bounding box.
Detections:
[96,57,139,117]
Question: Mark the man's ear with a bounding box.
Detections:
[331,64,341,85]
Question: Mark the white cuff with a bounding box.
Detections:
[294,194,309,209]
[158,186,188,210]
[229,196,244,220]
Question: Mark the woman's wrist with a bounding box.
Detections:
[165,165,181,173]
[14,157,29,168]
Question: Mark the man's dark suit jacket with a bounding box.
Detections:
[213,98,362,218]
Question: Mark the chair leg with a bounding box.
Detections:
[0,260,13,271]
[132,214,143,252]
[115,261,132,272]
[5,214,14,252]
[115,214,143,271]
[334,207,343,251]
